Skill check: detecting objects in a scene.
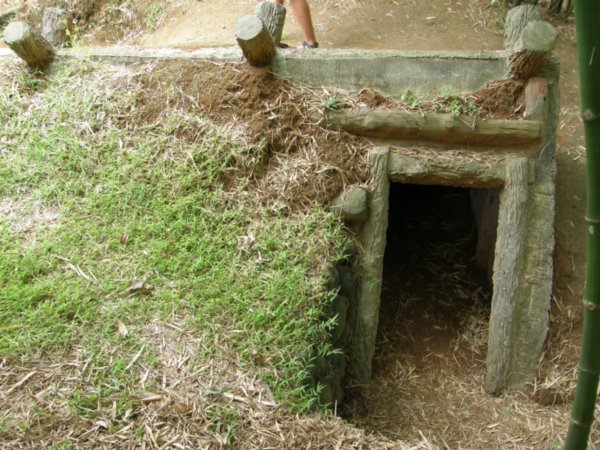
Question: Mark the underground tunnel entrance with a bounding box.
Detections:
[343,183,497,442]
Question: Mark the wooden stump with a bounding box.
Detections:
[255,1,286,47]
[3,21,56,70]
[504,4,541,49]
[508,21,558,79]
[504,6,558,79]
[41,7,72,46]
[235,15,275,67]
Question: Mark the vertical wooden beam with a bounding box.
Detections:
[485,157,530,394]
[351,146,390,382]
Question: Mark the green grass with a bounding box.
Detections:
[0,60,343,413]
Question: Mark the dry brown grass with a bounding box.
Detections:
[0,318,412,449]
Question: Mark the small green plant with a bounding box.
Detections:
[16,69,46,92]
[206,406,241,446]
[63,19,80,47]
[435,87,481,117]
[325,95,341,110]
[401,88,422,108]
[144,3,165,29]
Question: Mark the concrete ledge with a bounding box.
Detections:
[0,45,244,63]
[273,48,509,99]
[0,48,14,58]
[60,46,244,63]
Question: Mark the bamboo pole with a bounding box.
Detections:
[564,0,600,448]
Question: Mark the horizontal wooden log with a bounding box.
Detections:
[387,150,506,187]
[321,110,542,147]
[255,1,286,47]
[3,21,56,69]
[235,15,275,67]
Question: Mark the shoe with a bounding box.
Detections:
[278,42,290,48]
[302,41,319,49]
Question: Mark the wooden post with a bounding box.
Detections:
[3,21,56,70]
[508,21,559,79]
[235,15,275,67]
[352,146,389,383]
[504,4,541,49]
[504,6,558,79]
[255,1,286,47]
[524,77,548,121]
[41,7,72,46]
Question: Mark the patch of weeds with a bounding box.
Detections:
[144,3,165,29]
[15,69,47,93]
[50,440,72,450]
[325,95,341,110]
[432,88,481,117]
[0,414,12,433]
[64,19,80,47]
[401,88,422,108]
[206,406,241,446]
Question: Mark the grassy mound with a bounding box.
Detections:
[0,59,388,448]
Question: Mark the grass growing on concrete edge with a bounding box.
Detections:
[0,59,358,447]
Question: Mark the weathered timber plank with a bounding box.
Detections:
[387,151,505,187]
[524,77,548,121]
[485,157,530,394]
[41,7,72,46]
[351,146,390,383]
[322,110,542,147]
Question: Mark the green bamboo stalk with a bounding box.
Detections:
[564,1,600,449]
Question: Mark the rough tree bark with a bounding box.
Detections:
[3,21,56,70]
[504,5,558,79]
[235,15,275,67]
[41,7,72,46]
[504,4,542,49]
[255,1,286,47]
[321,110,542,147]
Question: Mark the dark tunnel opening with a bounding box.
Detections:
[343,183,498,440]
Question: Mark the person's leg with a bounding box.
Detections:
[274,0,317,46]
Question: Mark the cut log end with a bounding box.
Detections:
[3,21,56,69]
[235,15,275,67]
